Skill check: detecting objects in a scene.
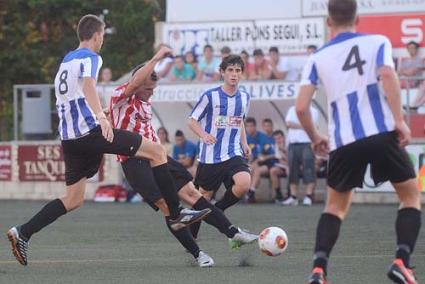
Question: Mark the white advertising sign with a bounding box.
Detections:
[161,18,325,56]
[302,0,425,17]
[152,81,300,102]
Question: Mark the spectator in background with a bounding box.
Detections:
[220,46,231,59]
[154,44,174,81]
[196,44,221,82]
[398,41,424,88]
[98,67,113,108]
[282,105,319,206]
[307,44,318,55]
[249,49,272,80]
[245,117,260,163]
[240,50,253,80]
[173,130,197,177]
[269,46,290,80]
[248,118,279,203]
[269,130,288,202]
[170,55,196,82]
[185,50,198,71]
[157,127,173,156]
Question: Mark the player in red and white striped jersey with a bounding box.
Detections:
[109,51,258,267]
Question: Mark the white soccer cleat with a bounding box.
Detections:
[302,196,313,206]
[281,196,298,206]
[196,251,214,268]
[229,228,258,249]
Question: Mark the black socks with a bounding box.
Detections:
[152,164,181,218]
[395,208,421,267]
[165,217,200,258]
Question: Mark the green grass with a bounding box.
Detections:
[0,201,423,283]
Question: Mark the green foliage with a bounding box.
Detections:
[0,0,164,140]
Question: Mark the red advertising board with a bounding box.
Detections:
[357,14,425,48]
[18,145,104,182]
[0,145,12,181]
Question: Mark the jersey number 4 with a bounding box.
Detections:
[59,70,68,95]
[342,45,366,75]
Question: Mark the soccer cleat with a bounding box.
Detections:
[387,258,417,284]
[229,228,258,249]
[308,267,327,284]
[169,208,211,231]
[7,226,29,266]
[281,196,298,206]
[302,196,313,206]
[196,251,214,267]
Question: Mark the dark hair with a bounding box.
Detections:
[77,14,105,41]
[407,41,420,49]
[269,46,279,53]
[307,45,318,51]
[219,54,245,72]
[175,130,184,137]
[131,63,158,81]
[253,49,264,57]
[185,51,198,63]
[245,117,257,125]
[262,118,273,125]
[273,130,285,137]
[240,50,249,57]
[328,0,357,26]
[157,127,170,143]
[203,44,213,52]
[220,46,231,54]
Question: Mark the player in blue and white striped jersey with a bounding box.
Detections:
[188,55,254,243]
[295,1,421,283]
[7,15,210,267]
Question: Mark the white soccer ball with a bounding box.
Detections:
[258,226,288,256]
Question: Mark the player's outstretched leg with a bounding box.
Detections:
[135,139,211,229]
[387,179,421,284]
[308,187,352,284]
[7,178,86,265]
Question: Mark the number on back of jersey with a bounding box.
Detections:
[342,45,366,75]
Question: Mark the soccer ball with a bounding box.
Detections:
[258,226,288,256]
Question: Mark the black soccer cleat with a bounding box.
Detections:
[7,226,29,266]
[169,208,211,231]
[308,267,327,284]
[387,258,417,284]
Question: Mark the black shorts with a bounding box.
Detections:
[194,156,250,192]
[327,131,416,192]
[258,158,279,169]
[62,126,142,186]
[121,156,193,211]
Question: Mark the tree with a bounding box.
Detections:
[0,0,164,140]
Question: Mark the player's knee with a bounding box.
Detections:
[151,144,167,163]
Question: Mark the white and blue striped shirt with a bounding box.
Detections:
[301,32,395,151]
[54,48,103,140]
[190,87,250,164]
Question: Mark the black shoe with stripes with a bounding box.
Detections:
[7,226,29,266]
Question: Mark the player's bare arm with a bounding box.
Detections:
[296,84,329,155]
[240,121,251,157]
[379,65,411,147]
[82,77,114,142]
[187,118,217,145]
[124,46,173,97]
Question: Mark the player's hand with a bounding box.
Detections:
[99,117,114,143]
[395,120,411,147]
[153,46,174,61]
[201,133,216,145]
[312,132,329,156]
[242,143,251,158]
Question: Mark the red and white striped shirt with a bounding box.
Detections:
[110,83,159,162]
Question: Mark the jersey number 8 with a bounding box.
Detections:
[59,70,68,95]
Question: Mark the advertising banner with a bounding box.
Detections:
[0,145,12,181]
[357,14,425,48]
[152,81,300,102]
[18,145,104,182]
[162,18,325,56]
[302,0,425,17]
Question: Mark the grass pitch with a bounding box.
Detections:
[0,201,423,283]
